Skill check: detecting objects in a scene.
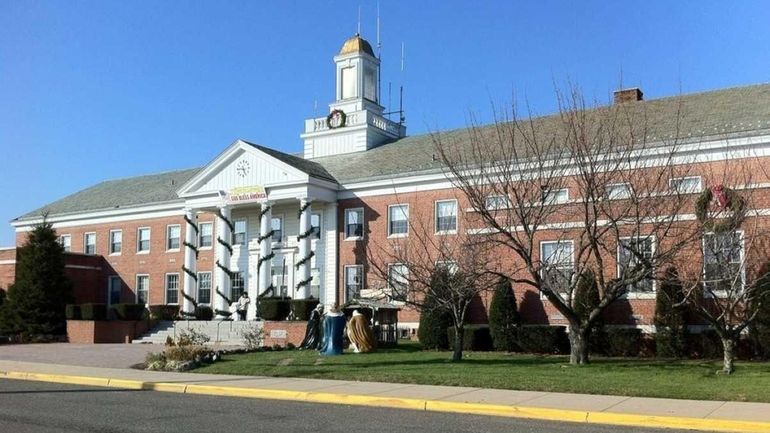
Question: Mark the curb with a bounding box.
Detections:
[2,370,767,433]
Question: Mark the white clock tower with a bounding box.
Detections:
[302,34,406,159]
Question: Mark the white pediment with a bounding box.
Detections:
[177,140,310,198]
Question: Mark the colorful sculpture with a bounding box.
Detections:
[347,309,377,353]
[300,304,324,350]
[319,304,345,356]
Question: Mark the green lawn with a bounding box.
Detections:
[193,342,770,402]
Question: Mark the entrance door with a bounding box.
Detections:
[271,252,295,297]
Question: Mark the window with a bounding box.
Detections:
[165,274,179,304]
[271,256,288,296]
[345,265,363,300]
[363,66,376,102]
[436,261,458,275]
[341,66,357,99]
[606,183,632,200]
[271,216,282,243]
[310,267,321,298]
[670,176,702,194]
[84,233,96,255]
[199,222,213,248]
[388,264,409,302]
[233,219,247,245]
[136,275,149,305]
[310,213,321,239]
[540,241,574,293]
[231,272,245,299]
[197,272,212,304]
[166,225,181,250]
[704,232,744,292]
[137,227,151,252]
[345,208,364,239]
[388,204,409,236]
[618,237,655,292]
[108,276,121,305]
[109,230,122,254]
[435,200,458,233]
[59,235,71,252]
[542,188,569,205]
[485,195,510,210]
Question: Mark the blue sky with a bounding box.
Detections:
[1,1,769,245]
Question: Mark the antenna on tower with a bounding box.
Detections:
[357,5,361,35]
[377,0,382,105]
[400,41,405,72]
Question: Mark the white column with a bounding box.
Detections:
[258,201,273,300]
[215,205,232,319]
[296,198,312,299]
[182,208,198,317]
[323,202,338,308]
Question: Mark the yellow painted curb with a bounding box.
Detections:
[3,370,769,433]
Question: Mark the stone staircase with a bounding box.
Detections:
[132,320,262,346]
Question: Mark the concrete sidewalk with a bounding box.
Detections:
[0,359,768,433]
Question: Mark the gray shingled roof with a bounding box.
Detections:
[312,82,770,183]
[16,83,770,221]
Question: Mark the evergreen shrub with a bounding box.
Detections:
[65,304,81,320]
[79,303,107,321]
[259,297,292,321]
[517,325,569,354]
[195,306,214,321]
[291,299,320,321]
[488,277,520,351]
[447,325,493,351]
[605,328,643,357]
[655,267,688,358]
[111,303,146,321]
[149,305,179,321]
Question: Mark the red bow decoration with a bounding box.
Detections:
[711,184,729,209]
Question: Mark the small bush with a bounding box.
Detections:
[488,277,520,352]
[65,304,81,320]
[517,325,569,354]
[195,306,214,321]
[259,297,292,321]
[291,299,320,321]
[149,305,179,321]
[655,267,688,358]
[751,262,770,359]
[165,345,210,362]
[111,303,146,321]
[79,303,107,321]
[447,325,493,351]
[240,324,264,350]
[687,330,723,359]
[605,328,643,357]
[176,328,210,346]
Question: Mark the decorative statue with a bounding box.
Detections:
[300,304,324,350]
[319,304,345,356]
[347,309,377,353]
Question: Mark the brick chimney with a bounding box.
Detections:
[613,88,643,104]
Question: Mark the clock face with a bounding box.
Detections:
[236,160,250,178]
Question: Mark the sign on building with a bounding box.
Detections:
[227,185,267,204]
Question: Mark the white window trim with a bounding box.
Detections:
[542,188,570,205]
[485,194,511,210]
[702,230,745,298]
[59,234,72,252]
[137,227,151,254]
[344,207,365,241]
[605,182,633,200]
[387,263,409,305]
[311,212,323,240]
[198,222,214,250]
[83,232,97,255]
[617,235,657,299]
[344,264,364,301]
[109,229,122,256]
[434,199,458,235]
[669,176,703,193]
[165,273,180,305]
[196,271,212,305]
[135,274,150,305]
[166,224,181,252]
[387,203,410,238]
[539,240,575,300]
[270,214,284,245]
[435,260,458,275]
[233,218,248,247]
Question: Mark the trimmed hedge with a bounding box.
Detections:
[447,325,493,351]
[110,303,146,321]
[488,277,520,352]
[195,306,214,321]
[292,299,320,321]
[517,325,569,354]
[605,328,643,357]
[65,304,81,320]
[149,305,179,321]
[259,297,292,321]
[686,330,723,359]
[79,303,107,321]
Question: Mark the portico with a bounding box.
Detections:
[176,139,339,320]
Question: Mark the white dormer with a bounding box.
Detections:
[302,34,406,159]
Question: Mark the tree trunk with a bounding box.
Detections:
[568,326,590,364]
[452,325,464,362]
[721,337,736,374]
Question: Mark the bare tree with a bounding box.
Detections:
[433,86,703,364]
[366,203,498,361]
[675,161,770,374]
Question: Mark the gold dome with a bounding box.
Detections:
[339,34,375,56]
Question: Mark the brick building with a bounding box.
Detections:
[3,34,770,332]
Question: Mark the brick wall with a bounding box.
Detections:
[66,320,153,344]
[262,321,307,347]
[0,248,15,291]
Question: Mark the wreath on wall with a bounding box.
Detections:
[694,185,746,233]
[326,109,347,129]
